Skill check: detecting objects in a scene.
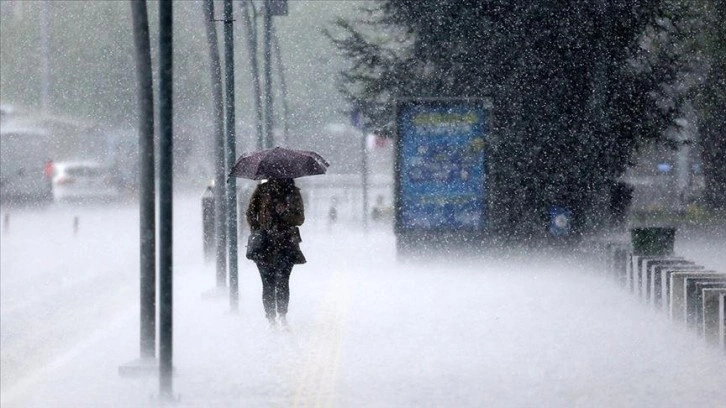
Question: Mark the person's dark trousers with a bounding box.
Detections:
[257,259,293,320]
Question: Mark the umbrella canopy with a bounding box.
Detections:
[229,146,330,180]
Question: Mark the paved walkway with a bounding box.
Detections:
[2,201,726,407]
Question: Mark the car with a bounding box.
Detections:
[0,126,54,205]
[51,161,120,203]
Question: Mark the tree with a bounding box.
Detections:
[328,0,677,239]
[692,0,726,211]
[649,0,726,212]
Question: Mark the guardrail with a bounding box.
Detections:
[588,228,725,354]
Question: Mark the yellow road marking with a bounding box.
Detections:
[292,270,350,408]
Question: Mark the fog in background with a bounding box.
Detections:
[0,1,372,182]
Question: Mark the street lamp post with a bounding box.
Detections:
[262,0,287,148]
[223,0,239,312]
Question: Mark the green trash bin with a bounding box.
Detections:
[630,227,676,256]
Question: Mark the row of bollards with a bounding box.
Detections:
[596,227,725,354]
[1,212,81,236]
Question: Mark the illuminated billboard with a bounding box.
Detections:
[395,99,490,233]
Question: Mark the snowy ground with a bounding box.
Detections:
[1,193,725,408]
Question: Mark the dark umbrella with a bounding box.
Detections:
[229,146,330,180]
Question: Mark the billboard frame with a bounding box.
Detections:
[394,97,492,251]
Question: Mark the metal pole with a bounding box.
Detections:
[39,1,50,112]
[239,0,264,150]
[130,0,156,361]
[203,0,227,289]
[158,0,174,397]
[263,0,274,148]
[361,131,369,232]
[271,24,289,144]
[224,0,239,312]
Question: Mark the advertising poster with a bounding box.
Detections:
[395,99,489,233]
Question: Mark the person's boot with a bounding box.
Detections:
[278,314,289,331]
[266,316,277,331]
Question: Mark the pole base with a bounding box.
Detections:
[150,392,181,405]
[201,285,228,300]
[118,357,159,377]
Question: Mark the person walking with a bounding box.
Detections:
[246,178,306,329]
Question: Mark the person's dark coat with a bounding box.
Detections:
[246,179,306,264]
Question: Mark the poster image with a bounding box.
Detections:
[395,99,489,232]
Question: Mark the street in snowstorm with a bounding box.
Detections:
[3,1,726,407]
[1,194,725,408]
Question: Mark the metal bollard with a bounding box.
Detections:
[73,216,79,236]
[612,246,629,285]
[669,271,720,321]
[685,277,726,327]
[327,196,338,231]
[202,184,215,263]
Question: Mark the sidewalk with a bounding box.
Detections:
[4,227,726,407]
